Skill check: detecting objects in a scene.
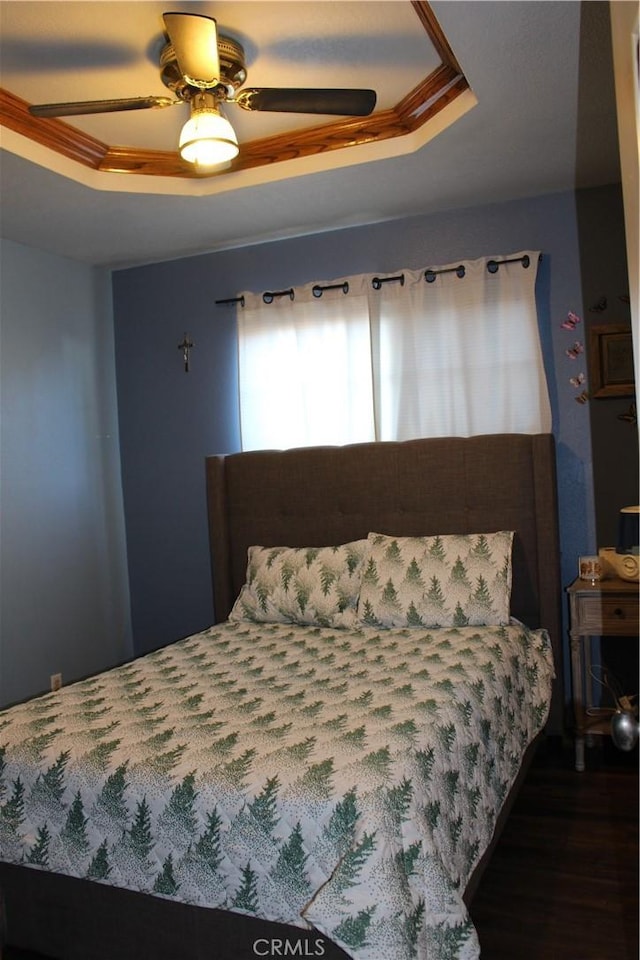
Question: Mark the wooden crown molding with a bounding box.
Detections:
[0,1,468,181]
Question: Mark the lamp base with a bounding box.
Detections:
[599,547,639,581]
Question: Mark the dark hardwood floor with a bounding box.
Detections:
[471,737,638,960]
[2,737,637,960]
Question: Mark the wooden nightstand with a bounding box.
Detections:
[567,576,639,770]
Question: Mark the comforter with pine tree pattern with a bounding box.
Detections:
[0,619,554,959]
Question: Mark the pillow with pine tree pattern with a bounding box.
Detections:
[229,540,369,628]
[356,530,514,628]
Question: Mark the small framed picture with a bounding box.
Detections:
[588,323,635,398]
[579,555,602,582]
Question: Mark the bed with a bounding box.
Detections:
[0,434,562,960]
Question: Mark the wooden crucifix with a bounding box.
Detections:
[178,333,194,372]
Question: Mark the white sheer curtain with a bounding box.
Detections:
[238,282,375,451]
[237,252,551,451]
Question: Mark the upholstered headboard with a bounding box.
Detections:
[205,434,562,732]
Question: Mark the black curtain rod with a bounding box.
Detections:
[313,281,349,298]
[372,274,405,289]
[215,253,540,306]
[262,288,294,304]
[215,295,245,307]
[425,264,466,282]
[486,253,535,273]
[424,253,537,282]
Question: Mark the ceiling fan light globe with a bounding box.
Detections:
[179,109,239,167]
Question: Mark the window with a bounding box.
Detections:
[237,252,551,450]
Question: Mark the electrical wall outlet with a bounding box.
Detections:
[50,673,62,692]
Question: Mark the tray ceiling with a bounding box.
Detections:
[0,1,622,266]
[1,1,473,191]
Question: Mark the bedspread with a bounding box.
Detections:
[0,620,554,960]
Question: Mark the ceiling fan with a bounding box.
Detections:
[28,11,377,168]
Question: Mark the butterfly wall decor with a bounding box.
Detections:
[618,402,637,425]
[561,311,581,330]
[566,341,584,360]
[560,309,589,402]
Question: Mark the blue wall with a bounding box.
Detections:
[112,259,240,652]
[1,238,132,707]
[113,187,605,672]
[575,186,638,546]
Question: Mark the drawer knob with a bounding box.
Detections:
[613,607,625,618]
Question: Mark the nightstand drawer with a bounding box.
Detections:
[575,595,639,635]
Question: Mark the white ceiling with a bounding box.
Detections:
[0,1,622,269]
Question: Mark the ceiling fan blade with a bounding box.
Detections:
[29,96,176,118]
[163,12,220,88]
[234,88,377,117]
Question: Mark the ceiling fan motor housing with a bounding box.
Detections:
[159,34,247,102]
